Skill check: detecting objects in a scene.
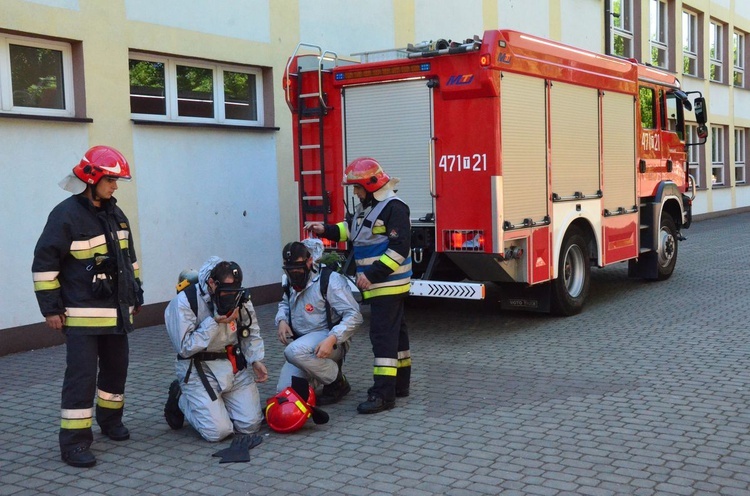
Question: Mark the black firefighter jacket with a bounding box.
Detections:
[32,194,144,335]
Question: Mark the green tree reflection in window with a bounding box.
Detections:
[177,65,214,118]
[10,44,64,109]
[224,71,257,120]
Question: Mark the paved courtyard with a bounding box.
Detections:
[1,212,749,495]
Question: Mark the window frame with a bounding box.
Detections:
[0,34,75,117]
[610,0,635,58]
[682,10,699,77]
[734,31,745,88]
[711,125,725,186]
[735,127,746,185]
[649,0,669,69]
[129,52,264,127]
[686,124,703,189]
[709,20,724,83]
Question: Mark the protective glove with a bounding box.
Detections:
[211,433,263,463]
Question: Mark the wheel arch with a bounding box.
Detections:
[551,217,597,279]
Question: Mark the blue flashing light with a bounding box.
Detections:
[420,63,431,71]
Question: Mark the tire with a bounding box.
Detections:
[550,228,591,316]
[655,212,678,280]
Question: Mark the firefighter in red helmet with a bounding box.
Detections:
[307,157,412,414]
[32,145,144,467]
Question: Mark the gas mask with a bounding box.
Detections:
[283,261,311,292]
[212,285,251,317]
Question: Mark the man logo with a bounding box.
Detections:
[446,74,474,86]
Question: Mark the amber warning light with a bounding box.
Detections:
[444,230,485,251]
[480,54,491,67]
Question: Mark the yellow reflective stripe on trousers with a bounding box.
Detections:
[61,418,93,429]
[97,397,123,409]
[398,357,412,368]
[60,407,93,430]
[97,390,124,409]
[373,366,397,377]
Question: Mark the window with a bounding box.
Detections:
[0,34,75,117]
[686,124,702,188]
[129,53,263,126]
[650,0,668,68]
[711,125,725,186]
[736,128,746,185]
[710,21,724,83]
[682,10,699,76]
[734,31,745,88]
[639,87,656,129]
[610,0,634,58]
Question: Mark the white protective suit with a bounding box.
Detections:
[164,256,264,442]
[274,262,362,392]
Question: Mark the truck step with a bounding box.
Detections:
[409,280,485,300]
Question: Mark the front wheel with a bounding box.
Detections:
[655,213,678,280]
[550,229,591,316]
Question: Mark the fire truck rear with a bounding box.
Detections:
[283,29,708,315]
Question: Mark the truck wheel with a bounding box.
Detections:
[656,213,678,280]
[551,228,591,316]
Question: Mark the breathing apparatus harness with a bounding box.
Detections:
[176,262,253,401]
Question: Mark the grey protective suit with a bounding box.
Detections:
[165,256,264,442]
[274,265,362,392]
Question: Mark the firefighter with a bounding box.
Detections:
[275,238,362,404]
[32,145,144,468]
[306,157,412,414]
[163,257,268,442]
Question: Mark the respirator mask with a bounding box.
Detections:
[213,285,251,317]
[283,261,311,292]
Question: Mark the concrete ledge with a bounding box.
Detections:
[2,283,281,357]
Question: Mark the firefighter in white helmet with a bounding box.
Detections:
[163,257,268,442]
[275,238,362,405]
[307,157,412,414]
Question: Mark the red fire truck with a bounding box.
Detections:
[283,29,708,315]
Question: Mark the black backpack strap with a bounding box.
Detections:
[320,267,335,331]
[184,283,199,318]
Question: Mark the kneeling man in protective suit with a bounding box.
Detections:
[163,256,267,442]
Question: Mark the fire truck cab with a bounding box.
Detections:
[284,29,708,315]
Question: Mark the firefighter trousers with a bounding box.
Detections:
[368,294,410,402]
[59,333,129,453]
[276,330,347,393]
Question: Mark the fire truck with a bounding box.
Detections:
[283,29,708,315]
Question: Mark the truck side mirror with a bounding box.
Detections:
[697,124,708,140]
[694,97,707,125]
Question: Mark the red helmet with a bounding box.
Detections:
[343,157,390,193]
[73,145,132,185]
[265,385,317,433]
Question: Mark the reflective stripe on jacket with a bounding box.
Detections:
[32,195,143,335]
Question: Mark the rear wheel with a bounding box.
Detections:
[550,229,591,316]
[655,213,678,280]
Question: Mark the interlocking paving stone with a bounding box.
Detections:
[2,213,750,494]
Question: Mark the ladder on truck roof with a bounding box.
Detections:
[285,44,340,227]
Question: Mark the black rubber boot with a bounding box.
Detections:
[61,446,96,468]
[164,380,184,430]
[356,394,395,414]
[317,375,351,405]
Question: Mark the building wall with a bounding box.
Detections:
[1,0,747,352]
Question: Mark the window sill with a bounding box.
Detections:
[131,119,279,131]
[0,113,92,123]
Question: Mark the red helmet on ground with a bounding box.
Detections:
[265,385,317,433]
[73,145,132,185]
[343,157,390,193]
